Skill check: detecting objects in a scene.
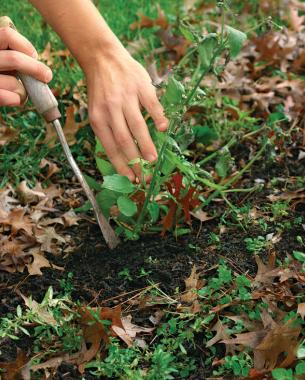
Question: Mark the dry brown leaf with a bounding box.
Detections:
[0,208,34,236]
[254,321,301,370]
[36,227,66,253]
[16,181,46,205]
[190,209,215,223]
[0,349,29,380]
[62,210,80,227]
[297,302,305,320]
[27,251,51,276]
[19,292,56,324]
[0,125,18,146]
[206,320,231,348]
[39,159,61,180]
[222,330,266,349]
[0,187,18,213]
[63,105,88,146]
[120,315,154,345]
[130,5,168,30]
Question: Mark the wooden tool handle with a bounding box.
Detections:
[0,16,61,122]
[19,74,61,122]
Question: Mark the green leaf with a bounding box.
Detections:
[102,174,135,194]
[198,34,218,70]
[162,76,185,108]
[216,150,231,179]
[271,368,293,380]
[96,189,119,218]
[293,250,305,263]
[161,150,177,176]
[95,138,116,176]
[74,200,91,213]
[193,125,218,145]
[226,26,247,58]
[117,196,137,217]
[148,202,160,222]
[179,25,195,42]
[296,362,305,375]
[96,157,116,176]
[84,174,101,191]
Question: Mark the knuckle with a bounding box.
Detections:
[131,115,145,127]
[8,51,20,67]
[0,26,12,40]
[107,98,121,108]
[89,108,100,126]
[116,133,130,147]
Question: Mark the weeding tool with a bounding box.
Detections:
[1,16,120,249]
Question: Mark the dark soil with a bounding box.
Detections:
[1,153,305,379]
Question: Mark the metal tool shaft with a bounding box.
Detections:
[1,15,120,250]
[52,119,120,249]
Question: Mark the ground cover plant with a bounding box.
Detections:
[1,0,305,379]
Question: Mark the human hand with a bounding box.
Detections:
[0,27,52,107]
[85,48,168,182]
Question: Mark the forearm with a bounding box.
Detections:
[29,0,126,73]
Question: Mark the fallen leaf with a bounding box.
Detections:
[39,159,61,180]
[19,291,56,324]
[0,208,33,236]
[27,251,51,276]
[206,320,230,348]
[130,5,168,30]
[36,227,66,253]
[16,181,46,205]
[297,302,305,320]
[0,349,28,380]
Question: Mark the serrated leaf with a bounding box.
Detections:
[102,174,135,194]
[226,26,247,58]
[117,196,137,217]
[198,34,218,70]
[162,76,185,108]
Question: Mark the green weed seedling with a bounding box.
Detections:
[87,0,251,239]
[245,235,268,254]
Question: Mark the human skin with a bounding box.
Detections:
[0,27,52,106]
[29,0,169,181]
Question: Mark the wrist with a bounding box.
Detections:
[82,40,131,79]
[78,36,129,76]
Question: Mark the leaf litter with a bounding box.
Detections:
[0,175,82,275]
[2,1,305,379]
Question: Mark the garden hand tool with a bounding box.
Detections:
[0,16,120,249]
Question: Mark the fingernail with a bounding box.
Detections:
[44,68,53,82]
[32,50,38,59]
[147,154,157,162]
[159,122,168,130]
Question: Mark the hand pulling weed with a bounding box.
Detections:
[91,1,252,239]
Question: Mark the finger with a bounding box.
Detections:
[0,50,52,83]
[139,86,168,131]
[0,27,38,58]
[0,89,20,106]
[91,121,136,182]
[124,98,158,163]
[110,109,143,179]
[0,74,26,103]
